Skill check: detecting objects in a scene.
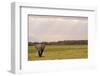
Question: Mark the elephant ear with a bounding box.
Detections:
[34,44,41,50]
[41,43,46,50]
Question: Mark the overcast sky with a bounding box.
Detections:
[28,15,88,42]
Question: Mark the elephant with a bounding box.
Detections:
[34,43,46,57]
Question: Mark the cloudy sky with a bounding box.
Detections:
[28,15,88,42]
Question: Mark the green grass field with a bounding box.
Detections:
[28,45,88,61]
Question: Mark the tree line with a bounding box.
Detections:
[28,40,88,46]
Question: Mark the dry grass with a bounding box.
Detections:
[28,45,88,61]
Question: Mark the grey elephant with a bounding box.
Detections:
[34,43,46,57]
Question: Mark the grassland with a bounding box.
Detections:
[28,45,88,61]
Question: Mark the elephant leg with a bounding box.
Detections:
[38,50,42,57]
[40,50,44,57]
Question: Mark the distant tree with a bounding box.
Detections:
[28,40,88,46]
